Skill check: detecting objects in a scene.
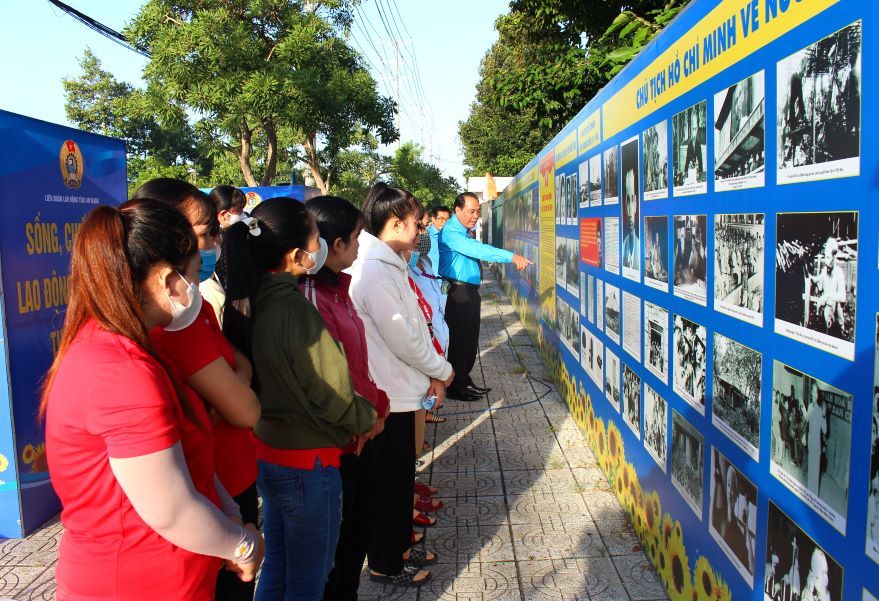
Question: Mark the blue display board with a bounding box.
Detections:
[498,1,877,599]
[0,110,127,536]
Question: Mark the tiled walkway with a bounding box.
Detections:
[0,273,666,600]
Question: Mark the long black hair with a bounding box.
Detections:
[210,185,246,213]
[361,182,420,236]
[133,177,220,238]
[305,195,363,247]
[221,198,314,355]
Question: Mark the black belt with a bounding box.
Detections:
[446,278,479,288]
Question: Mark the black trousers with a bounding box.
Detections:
[215,482,259,601]
[445,283,481,393]
[367,411,415,575]
[322,437,380,601]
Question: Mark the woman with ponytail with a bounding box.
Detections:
[221,197,378,601]
[42,199,264,601]
[135,178,261,601]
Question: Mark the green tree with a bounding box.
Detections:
[459,0,687,176]
[387,142,459,208]
[126,0,397,191]
[62,49,202,195]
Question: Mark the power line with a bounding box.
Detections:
[45,0,150,58]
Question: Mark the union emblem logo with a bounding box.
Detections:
[59,139,84,189]
[245,191,263,212]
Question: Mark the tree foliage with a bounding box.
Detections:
[459,0,687,177]
[125,0,397,190]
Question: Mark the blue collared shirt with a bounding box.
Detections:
[438,214,514,285]
[426,223,441,271]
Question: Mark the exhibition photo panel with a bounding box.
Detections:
[606,348,621,413]
[868,314,879,564]
[710,447,758,587]
[673,315,707,415]
[714,70,766,192]
[712,333,762,461]
[774,211,858,361]
[770,360,852,534]
[672,409,704,520]
[644,384,668,472]
[673,100,708,197]
[644,215,669,292]
[604,145,620,205]
[605,283,621,345]
[673,214,708,306]
[642,120,669,200]
[623,363,642,439]
[621,135,641,282]
[764,502,843,601]
[714,213,765,326]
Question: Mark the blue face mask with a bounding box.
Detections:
[199,246,220,282]
[408,251,420,269]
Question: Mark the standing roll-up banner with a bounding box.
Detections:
[499,1,877,599]
[0,110,127,536]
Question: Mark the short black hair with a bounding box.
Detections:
[133,177,220,237]
[453,192,479,209]
[431,205,451,218]
[362,182,420,236]
[305,195,363,247]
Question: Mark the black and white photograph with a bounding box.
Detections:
[605,216,620,275]
[770,361,852,533]
[777,21,862,184]
[714,71,766,192]
[578,160,589,208]
[715,213,765,327]
[867,314,879,564]
[621,135,641,281]
[622,291,641,363]
[642,120,669,200]
[764,501,843,601]
[672,410,704,519]
[644,215,669,292]
[604,145,620,205]
[606,348,621,412]
[710,448,758,586]
[567,173,578,225]
[555,236,579,295]
[623,363,641,439]
[580,272,587,317]
[586,274,594,323]
[555,173,564,224]
[644,301,669,384]
[644,384,667,472]
[596,279,604,332]
[673,315,707,414]
[672,100,708,196]
[581,327,603,389]
[556,296,580,360]
[605,283,621,345]
[589,154,602,207]
[712,333,762,460]
[775,211,858,360]
[673,214,708,306]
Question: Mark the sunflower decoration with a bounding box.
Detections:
[655,541,672,589]
[606,422,624,471]
[694,556,717,601]
[0,454,8,473]
[665,530,693,601]
[661,515,675,549]
[594,418,607,460]
[643,491,662,540]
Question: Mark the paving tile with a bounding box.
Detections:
[507,493,590,525]
[425,525,516,564]
[430,472,505,499]
[511,522,608,560]
[612,554,668,600]
[434,495,508,528]
[519,557,625,601]
[419,560,522,600]
[503,469,580,497]
[0,566,51,598]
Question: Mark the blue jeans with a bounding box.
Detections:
[255,459,342,601]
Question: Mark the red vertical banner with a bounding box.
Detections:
[580,217,603,267]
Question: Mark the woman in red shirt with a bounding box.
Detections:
[41,199,264,601]
[134,179,261,601]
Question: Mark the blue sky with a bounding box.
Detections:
[0,0,511,185]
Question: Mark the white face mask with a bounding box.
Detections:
[227,212,244,226]
[303,238,328,275]
[163,272,203,332]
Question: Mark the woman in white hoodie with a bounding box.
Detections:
[349,183,454,587]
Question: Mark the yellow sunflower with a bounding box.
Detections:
[655,543,672,589]
[614,464,633,509]
[644,491,662,539]
[666,530,693,601]
[694,557,717,601]
[0,454,8,473]
[606,423,624,469]
[661,515,674,549]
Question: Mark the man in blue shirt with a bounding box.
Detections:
[426,205,450,272]
[439,192,530,401]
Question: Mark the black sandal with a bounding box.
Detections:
[369,564,431,587]
[407,547,438,566]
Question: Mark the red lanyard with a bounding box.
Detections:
[408,276,444,356]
